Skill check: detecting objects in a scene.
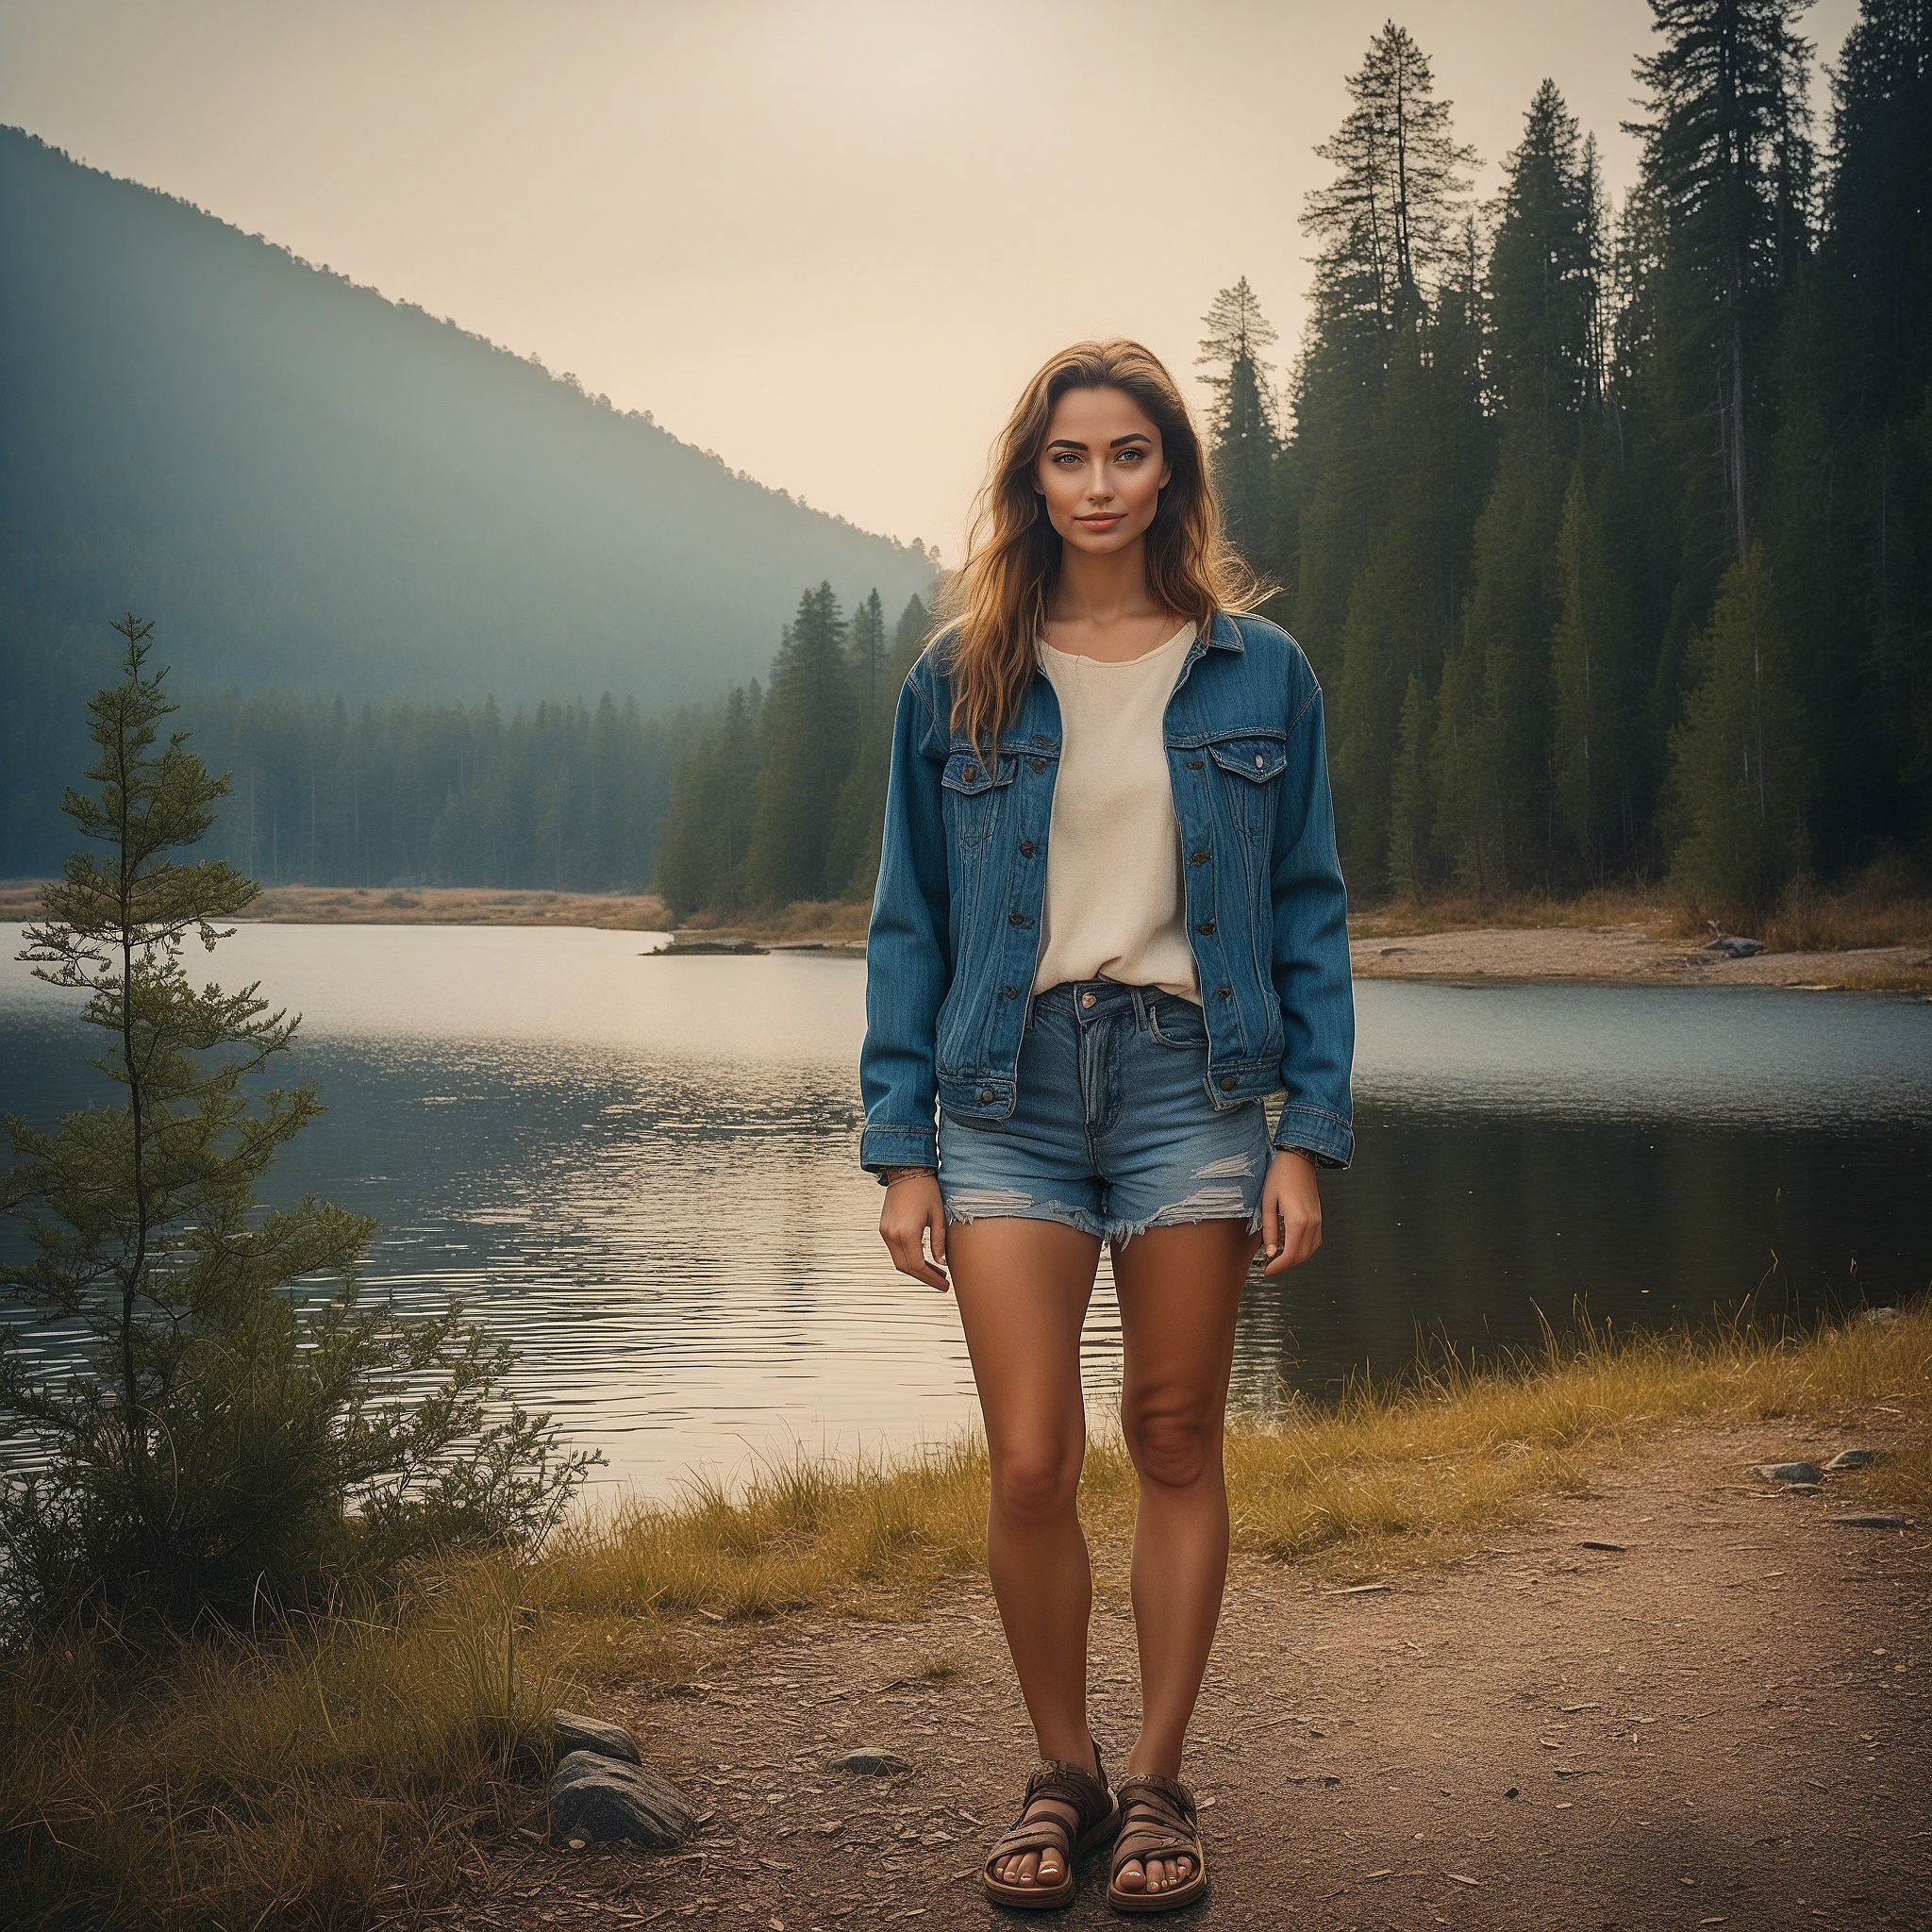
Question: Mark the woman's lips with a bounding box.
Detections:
[1075,513,1124,530]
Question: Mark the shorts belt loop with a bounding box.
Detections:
[1128,984,1151,1033]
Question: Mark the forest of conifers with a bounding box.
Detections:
[654,0,1929,924]
[180,0,1927,921]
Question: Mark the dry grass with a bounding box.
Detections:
[5,1303,1926,1930]
[1348,887,1667,940]
[679,898,871,948]
[239,885,673,930]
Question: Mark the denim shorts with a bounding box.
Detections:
[937,980,1272,1242]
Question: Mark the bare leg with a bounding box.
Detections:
[1109,1217,1255,1896]
[948,1215,1104,1892]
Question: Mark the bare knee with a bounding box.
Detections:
[1123,1404,1219,1491]
[991,1439,1082,1527]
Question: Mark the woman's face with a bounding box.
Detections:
[1033,385,1173,556]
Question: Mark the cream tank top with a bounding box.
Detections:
[1030,622,1201,1004]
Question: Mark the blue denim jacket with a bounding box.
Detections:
[858,610,1355,1175]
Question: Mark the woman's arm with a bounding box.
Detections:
[858,668,953,1177]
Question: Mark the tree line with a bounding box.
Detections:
[659,2,1925,926]
[186,689,693,891]
[654,587,931,916]
[1197,0,1928,918]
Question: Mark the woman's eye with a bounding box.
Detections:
[1116,448,1145,463]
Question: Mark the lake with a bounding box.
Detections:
[3,923,1928,1496]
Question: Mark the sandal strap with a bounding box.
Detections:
[985,1746,1111,1872]
[1110,1773,1201,1875]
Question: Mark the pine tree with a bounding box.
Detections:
[1,619,589,1629]
[1196,279,1280,571]
[1487,81,1603,425]
[742,583,856,906]
[1290,23,1478,693]
[1626,0,1816,564]
[848,589,888,737]
[1433,80,1608,892]
[1303,23,1481,327]
[827,593,929,900]
[655,683,760,918]
[1666,545,1815,916]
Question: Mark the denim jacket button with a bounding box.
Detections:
[1008,910,1024,926]
[1197,920,1216,935]
[1190,851,1209,864]
[1028,758,1046,774]
[1003,986,1018,999]
[1020,841,1035,858]
[978,1087,994,1104]
[1219,1074,1237,1091]
[1216,985,1232,998]
[963,762,979,781]
[1187,758,1205,770]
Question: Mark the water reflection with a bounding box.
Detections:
[3,925,1926,1494]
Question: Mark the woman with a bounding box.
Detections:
[859,340,1353,1912]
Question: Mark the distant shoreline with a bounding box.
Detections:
[3,881,1925,990]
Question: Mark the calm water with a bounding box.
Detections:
[3,923,1927,1495]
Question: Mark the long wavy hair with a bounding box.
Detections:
[938,338,1264,753]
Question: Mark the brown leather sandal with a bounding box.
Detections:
[981,1741,1119,1909]
[1106,1772,1208,1913]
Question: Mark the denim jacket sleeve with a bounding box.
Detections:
[1268,676,1356,1168]
[858,666,951,1176]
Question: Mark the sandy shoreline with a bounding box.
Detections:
[4,882,1925,991]
[1348,920,1932,993]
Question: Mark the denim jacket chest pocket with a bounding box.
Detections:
[940,748,1015,843]
[1204,732,1290,847]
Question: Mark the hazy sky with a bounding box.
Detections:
[2,0,1858,558]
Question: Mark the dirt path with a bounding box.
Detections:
[442,1419,1928,1931]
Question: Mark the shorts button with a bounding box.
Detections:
[1219,1074,1237,1091]
[1080,991,1096,1009]
[1190,851,1209,864]
[978,1087,994,1104]
[1197,920,1216,935]
[1020,840,1035,858]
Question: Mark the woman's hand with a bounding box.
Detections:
[880,1168,950,1291]
[1258,1148,1323,1275]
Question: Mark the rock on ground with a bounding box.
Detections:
[551,1708,641,1764]
[547,1751,694,1848]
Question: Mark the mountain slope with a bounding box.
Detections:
[0,125,934,866]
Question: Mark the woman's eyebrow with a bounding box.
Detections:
[1045,437,1089,450]
[1109,432,1153,447]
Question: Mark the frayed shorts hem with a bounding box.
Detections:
[942,1194,1264,1245]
